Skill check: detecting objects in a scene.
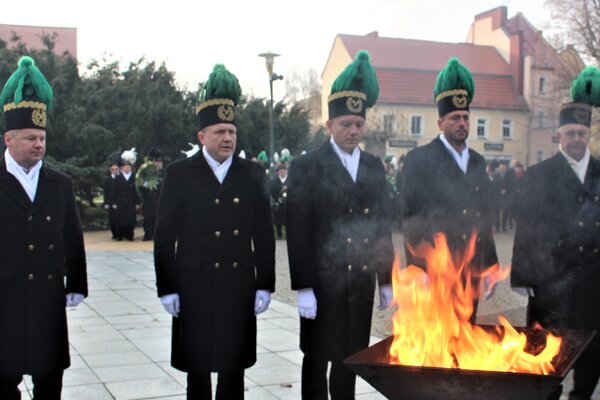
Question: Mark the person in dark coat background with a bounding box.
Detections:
[401,58,499,321]
[493,161,515,232]
[286,51,394,399]
[512,66,600,400]
[269,164,288,239]
[112,148,140,241]
[0,56,87,400]
[154,64,275,400]
[103,163,119,239]
[137,147,164,241]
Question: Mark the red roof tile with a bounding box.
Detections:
[336,34,528,111]
[0,24,77,58]
[338,34,511,75]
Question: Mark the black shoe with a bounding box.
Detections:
[142,236,152,241]
[126,237,134,241]
[116,237,123,241]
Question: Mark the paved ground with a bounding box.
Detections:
[15,228,595,399]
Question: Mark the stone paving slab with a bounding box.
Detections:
[28,230,592,399]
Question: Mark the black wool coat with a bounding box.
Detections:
[0,160,87,376]
[112,173,140,226]
[269,176,287,226]
[401,137,498,273]
[512,153,600,349]
[154,153,275,373]
[286,141,394,361]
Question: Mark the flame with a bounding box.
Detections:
[389,233,562,374]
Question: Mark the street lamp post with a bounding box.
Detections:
[258,51,283,168]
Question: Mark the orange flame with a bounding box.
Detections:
[389,233,561,374]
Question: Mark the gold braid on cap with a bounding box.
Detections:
[560,102,592,111]
[3,100,47,112]
[435,89,469,103]
[328,90,367,103]
[195,98,234,113]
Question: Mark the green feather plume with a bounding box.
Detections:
[434,57,474,104]
[331,50,379,107]
[200,64,242,105]
[0,56,53,109]
[257,150,268,162]
[570,66,600,107]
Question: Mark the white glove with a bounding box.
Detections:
[65,293,85,307]
[297,288,317,319]
[104,204,109,209]
[513,287,534,297]
[112,204,117,209]
[161,293,180,317]
[254,290,271,315]
[378,284,394,310]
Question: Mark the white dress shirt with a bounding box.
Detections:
[560,144,590,184]
[122,171,132,181]
[4,149,42,202]
[203,146,233,184]
[329,137,360,182]
[439,134,470,174]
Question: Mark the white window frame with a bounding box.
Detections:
[382,113,396,136]
[410,115,424,137]
[476,118,488,139]
[502,119,513,139]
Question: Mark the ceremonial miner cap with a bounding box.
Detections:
[559,66,600,127]
[434,57,474,118]
[0,56,53,131]
[328,50,379,119]
[196,64,242,131]
[121,147,137,166]
[257,151,268,162]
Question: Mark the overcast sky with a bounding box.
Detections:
[2,0,548,100]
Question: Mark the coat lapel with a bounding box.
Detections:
[0,157,33,211]
[219,156,246,195]
[318,141,356,190]
[189,152,221,193]
[32,166,56,213]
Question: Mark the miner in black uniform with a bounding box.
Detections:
[512,66,600,400]
[401,58,499,320]
[137,147,164,241]
[269,164,288,239]
[286,50,394,399]
[112,149,140,241]
[154,64,275,400]
[0,56,88,400]
[103,162,119,239]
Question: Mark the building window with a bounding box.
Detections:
[539,76,547,94]
[536,150,544,163]
[410,115,423,136]
[538,112,545,128]
[383,114,396,136]
[477,118,488,138]
[502,119,512,139]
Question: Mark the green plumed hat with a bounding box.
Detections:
[0,56,53,131]
[328,50,379,119]
[257,150,268,162]
[560,66,600,127]
[196,64,242,130]
[434,57,474,117]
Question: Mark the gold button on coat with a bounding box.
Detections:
[47,274,53,279]
[28,274,34,280]
[233,198,240,204]
[347,265,352,271]
[215,231,221,237]
[362,265,368,271]
[579,221,584,227]
[363,238,369,244]
[28,244,34,251]
[233,229,239,236]
[48,244,55,250]
[233,262,239,268]
[214,262,220,269]
[27,216,32,222]
[364,208,369,214]
[46,216,52,222]
[215,198,220,205]
[579,246,584,253]
[347,238,352,244]
[462,234,467,241]
[462,209,467,215]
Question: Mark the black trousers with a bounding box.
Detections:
[187,369,244,400]
[301,355,356,400]
[116,225,135,240]
[546,350,600,400]
[0,370,64,400]
[143,216,156,239]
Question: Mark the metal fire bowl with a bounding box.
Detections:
[344,326,595,400]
